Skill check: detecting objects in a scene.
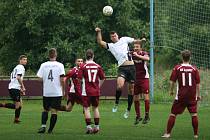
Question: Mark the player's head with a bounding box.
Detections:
[110,31,119,43]
[133,40,143,52]
[181,50,191,62]
[49,48,57,60]
[86,49,94,60]
[75,58,83,67]
[19,55,27,65]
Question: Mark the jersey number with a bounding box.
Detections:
[48,69,54,81]
[182,73,192,86]
[11,69,17,79]
[87,69,98,82]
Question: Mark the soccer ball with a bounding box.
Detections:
[103,6,113,16]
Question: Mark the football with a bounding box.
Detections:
[103,6,113,16]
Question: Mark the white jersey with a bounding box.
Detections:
[107,37,134,66]
[8,64,25,90]
[37,61,65,97]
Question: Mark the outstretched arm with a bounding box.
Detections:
[95,27,107,48]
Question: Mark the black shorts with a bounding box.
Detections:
[8,89,21,102]
[117,65,136,83]
[43,96,62,111]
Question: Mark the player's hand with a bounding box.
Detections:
[95,27,101,32]
[197,96,201,101]
[169,91,174,96]
[20,87,26,95]
[133,51,138,57]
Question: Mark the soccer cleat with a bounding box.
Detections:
[38,127,46,133]
[92,127,99,134]
[161,133,171,138]
[123,109,130,119]
[194,135,198,139]
[0,103,5,107]
[14,119,21,124]
[142,117,150,124]
[112,105,118,113]
[47,130,53,134]
[86,128,93,134]
[134,117,143,125]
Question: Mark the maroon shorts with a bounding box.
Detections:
[134,79,149,95]
[68,93,83,105]
[82,96,99,107]
[171,100,197,115]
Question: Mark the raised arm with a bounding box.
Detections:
[95,27,107,48]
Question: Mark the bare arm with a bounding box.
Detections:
[99,79,105,88]
[95,27,107,48]
[169,81,176,96]
[196,84,201,100]
[133,53,150,61]
[17,75,25,95]
[60,76,65,97]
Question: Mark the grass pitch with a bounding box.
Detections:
[0,100,209,140]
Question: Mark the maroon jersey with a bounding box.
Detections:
[78,60,105,96]
[132,51,149,80]
[65,67,81,95]
[170,64,200,101]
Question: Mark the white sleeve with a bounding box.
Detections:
[122,37,135,44]
[107,43,114,51]
[16,65,24,75]
[37,64,43,78]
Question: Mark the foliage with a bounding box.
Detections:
[0,0,149,75]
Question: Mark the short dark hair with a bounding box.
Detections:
[19,55,27,60]
[109,31,117,35]
[49,48,57,59]
[134,39,143,46]
[86,49,94,60]
[181,50,191,62]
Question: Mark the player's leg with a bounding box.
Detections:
[47,96,62,133]
[191,113,198,138]
[112,76,125,112]
[162,100,185,138]
[38,97,49,133]
[142,94,150,124]
[133,94,142,125]
[59,93,74,112]
[83,96,92,134]
[124,83,134,119]
[14,99,22,123]
[92,96,100,134]
[188,101,198,138]
[162,113,176,138]
[123,65,135,117]
[3,89,18,109]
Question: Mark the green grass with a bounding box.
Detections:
[0,100,209,140]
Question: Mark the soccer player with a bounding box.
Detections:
[0,55,27,123]
[59,58,83,112]
[162,50,200,139]
[37,48,65,134]
[132,40,150,125]
[95,27,143,118]
[78,49,105,134]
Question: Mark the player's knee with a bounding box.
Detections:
[170,113,176,117]
[191,113,197,117]
[66,106,72,112]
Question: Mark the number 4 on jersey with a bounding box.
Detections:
[48,69,54,81]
